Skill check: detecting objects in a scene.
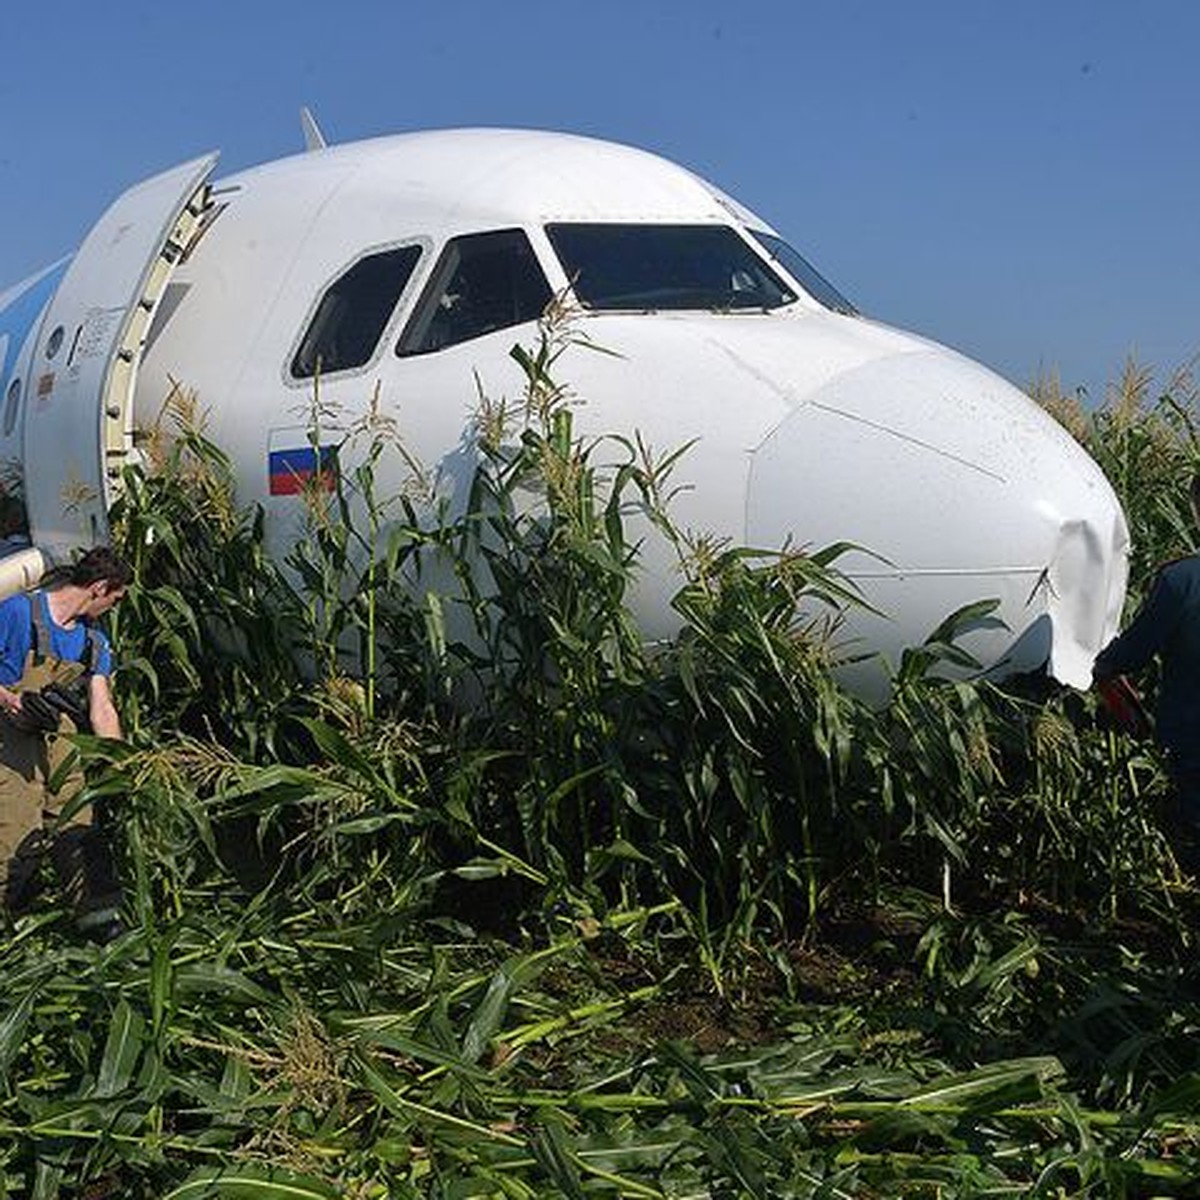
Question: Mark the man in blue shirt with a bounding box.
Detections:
[1093,473,1200,856]
[0,547,130,928]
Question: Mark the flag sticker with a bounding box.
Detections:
[268,443,338,496]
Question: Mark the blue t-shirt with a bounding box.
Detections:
[0,591,113,685]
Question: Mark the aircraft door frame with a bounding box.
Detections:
[24,153,218,557]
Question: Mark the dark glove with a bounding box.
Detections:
[1096,675,1151,738]
[15,690,62,733]
[40,681,91,731]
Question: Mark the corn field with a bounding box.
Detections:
[1,336,1199,1197]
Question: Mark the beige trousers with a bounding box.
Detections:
[0,653,96,912]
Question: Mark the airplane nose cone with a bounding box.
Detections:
[745,349,1129,688]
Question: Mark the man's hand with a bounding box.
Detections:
[0,684,23,719]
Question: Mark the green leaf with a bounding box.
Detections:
[462,965,516,1065]
[175,964,279,1005]
[332,812,410,836]
[95,999,145,1097]
[30,1159,64,1200]
[0,984,39,1090]
[149,927,177,1036]
[298,717,378,777]
[530,1116,586,1200]
[900,1056,1064,1110]
[162,1164,340,1199]
[1139,1072,1200,1121]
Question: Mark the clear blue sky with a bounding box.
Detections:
[1,1,1196,404]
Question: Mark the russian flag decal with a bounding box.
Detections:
[268,442,338,496]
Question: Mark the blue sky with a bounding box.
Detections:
[1,1,1196,403]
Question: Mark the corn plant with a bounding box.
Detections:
[108,387,307,759]
[2,344,1196,1195]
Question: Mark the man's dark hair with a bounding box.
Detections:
[63,546,133,591]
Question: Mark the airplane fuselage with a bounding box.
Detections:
[0,128,1129,693]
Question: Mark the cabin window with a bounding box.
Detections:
[749,230,857,316]
[291,243,422,379]
[397,229,552,357]
[2,379,20,437]
[546,224,796,312]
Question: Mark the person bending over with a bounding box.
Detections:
[0,546,131,929]
[1093,472,1200,858]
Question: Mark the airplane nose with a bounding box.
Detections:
[745,348,1129,688]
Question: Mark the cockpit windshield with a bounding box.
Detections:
[749,230,857,316]
[546,224,797,312]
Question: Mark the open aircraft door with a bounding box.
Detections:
[24,152,218,559]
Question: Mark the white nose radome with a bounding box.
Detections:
[746,348,1128,690]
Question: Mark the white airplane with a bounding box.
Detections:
[0,120,1128,695]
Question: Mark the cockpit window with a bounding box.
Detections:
[397,229,552,357]
[546,223,796,311]
[749,230,857,316]
[292,244,421,379]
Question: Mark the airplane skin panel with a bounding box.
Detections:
[24,153,217,557]
[1045,515,1129,688]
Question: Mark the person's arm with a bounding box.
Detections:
[88,673,122,739]
[0,595,30,715]
[1093,568,1180,681]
